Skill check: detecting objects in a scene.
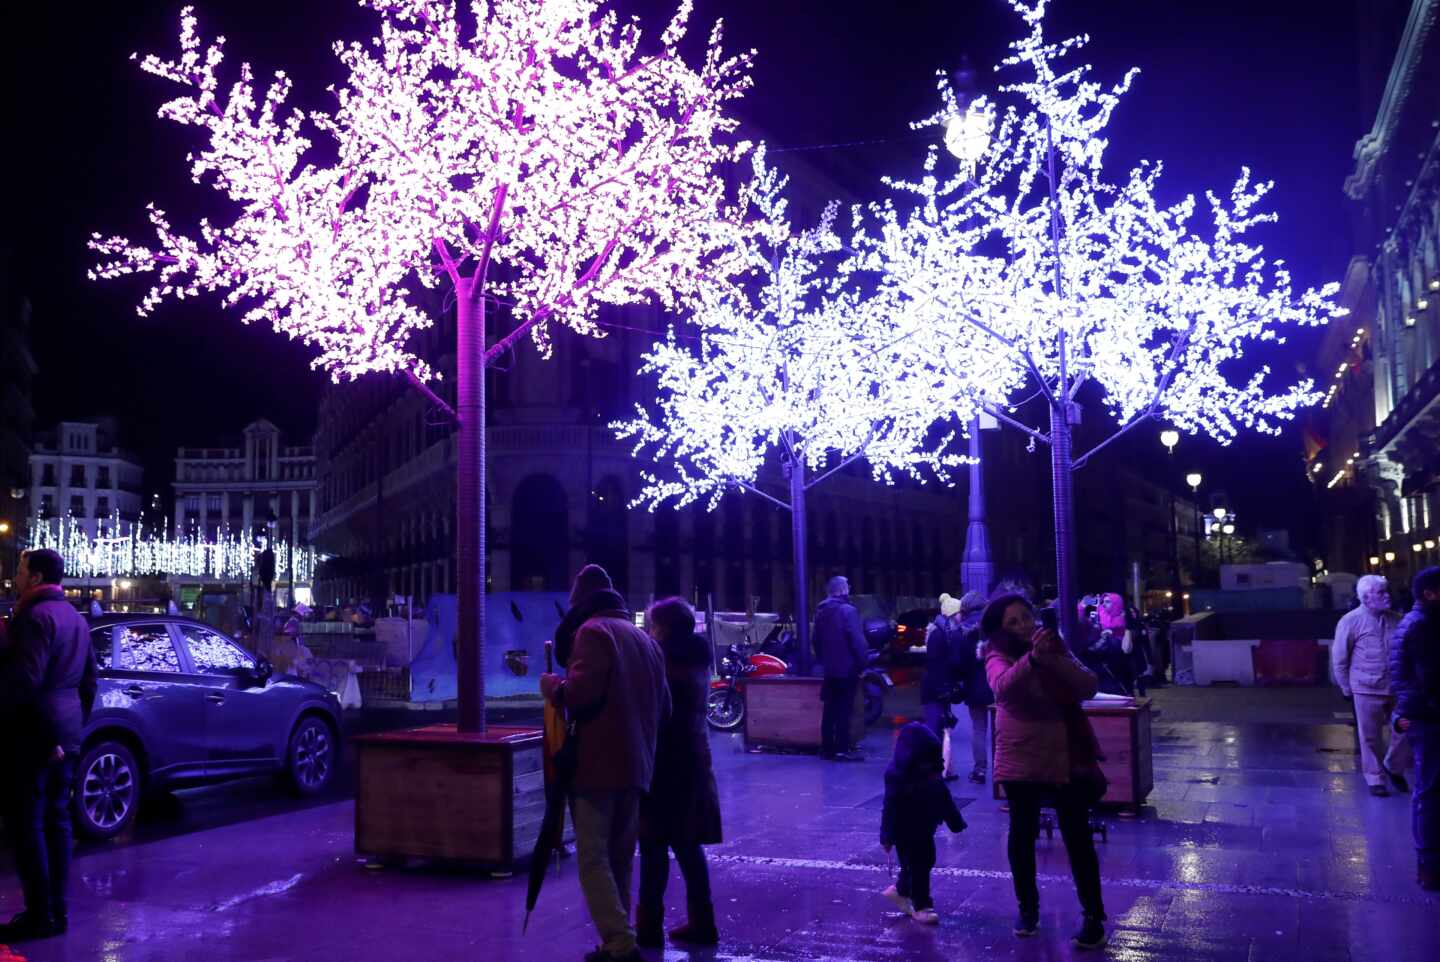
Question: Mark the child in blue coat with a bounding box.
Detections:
[881,722,967,923]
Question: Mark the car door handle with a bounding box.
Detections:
[122,685,146,698]
[204,693,226,704]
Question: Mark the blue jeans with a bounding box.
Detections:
[6,757,76,922]
[1411,720,1440,872]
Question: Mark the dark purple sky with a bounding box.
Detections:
[11,0,1374,544]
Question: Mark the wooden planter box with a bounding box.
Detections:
[354,724,564,866]
[743,676,865,752]
[991,698,1154,811]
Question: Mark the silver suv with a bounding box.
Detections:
[78,614,341,839]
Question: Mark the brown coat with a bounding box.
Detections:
[640,645,723,845]
[558,609,671,793]
[985,645,1098,785]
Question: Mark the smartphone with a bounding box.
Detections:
[1038,606,1059,632]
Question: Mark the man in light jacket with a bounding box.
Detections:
[541,565,670,962]
[812,575,869,761]
[1332,574,1411,797]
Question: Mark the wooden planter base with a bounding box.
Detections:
[354,724,565,867]
[743,676,866,752]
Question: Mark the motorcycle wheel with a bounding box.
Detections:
[706,687,745,731]
[863,682,885,726]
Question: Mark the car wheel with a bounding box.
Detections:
[74,740,141,840]
[287,715,336,796]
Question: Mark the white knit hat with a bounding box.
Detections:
[939,593,962,617]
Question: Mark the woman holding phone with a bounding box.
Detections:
[983,594,1108,950]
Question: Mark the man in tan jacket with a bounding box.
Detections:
[1333,574,1411,796]
[541,565,670,962]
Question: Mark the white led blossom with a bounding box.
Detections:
[90,0,754,380]
[845,0,1342,635]
[851,0,1342,446]
[615,150,968,512]
[89,0,756,730]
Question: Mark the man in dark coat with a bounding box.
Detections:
[540,565,670,962]
[1392,565,1440,891]
[0,549,98,941]
[813,575,868,760]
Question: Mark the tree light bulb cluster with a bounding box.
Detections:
[844,0,1341,448]
[27,515,316,583]
[613,150,971,511]
[91,0,755,382]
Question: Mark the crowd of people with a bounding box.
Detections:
[2,546,1438,957]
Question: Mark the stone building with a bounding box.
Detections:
[28,419,144,537]
[172,419,318,550]
[1310,0,1440,584]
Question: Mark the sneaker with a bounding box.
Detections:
[968,769,986,785]
[882,884,913,915]
[1369,783,1391,797]
[1013,909,1039,937]
[943,773,960,782]
[1388,769,1410,794]
[911,907,939,924]
[1072,916,1107,950]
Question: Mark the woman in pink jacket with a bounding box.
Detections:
[983,593,1107,950]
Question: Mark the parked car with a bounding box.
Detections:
[76,614,342,839]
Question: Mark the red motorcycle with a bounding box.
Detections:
[706,641,787,731]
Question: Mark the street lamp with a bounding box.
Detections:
[1369,556,1381,567]
[1185,472,1202,490]
[1160,429,1180,454]
[945,57,993,166]
[1212,506,1228,522]
[1184,472,1203,586]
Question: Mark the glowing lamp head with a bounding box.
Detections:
[1370,556,1381,567]
[0,521,9,534]
[1185,472,1202,490]
[1414,544,1424,553]
[1384,551,1396,563]
[1222,523,1235,535]
[1427,540,1437,549]
[1213,506,1228,521]
[1159,429,1180,453]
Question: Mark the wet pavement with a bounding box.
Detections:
[2,685,1437,961]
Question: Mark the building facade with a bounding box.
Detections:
[29,420,144,538]
[173,419,318,551]
[1311,0,1440,586]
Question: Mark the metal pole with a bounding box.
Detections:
[788,453,812,676]
[456,273,487,733]
[960,418,995,595]
[1043,115,1079,645]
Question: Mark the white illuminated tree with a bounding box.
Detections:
[615,152,967,666]
[90,0,755,730]
[848,0,1342,637]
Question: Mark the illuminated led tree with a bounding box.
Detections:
[849,0,1342,638]
[615,152,966,669]
[91,0,754,730]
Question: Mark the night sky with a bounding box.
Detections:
[10,0,1369,546]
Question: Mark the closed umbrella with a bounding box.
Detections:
[523,640,575,933]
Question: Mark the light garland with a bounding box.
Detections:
[26,515,317,583]
[90,0,755,381]
[845,0,1343,447]
[613,150,971,511]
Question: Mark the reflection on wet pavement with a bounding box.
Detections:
[1,686,1435,961]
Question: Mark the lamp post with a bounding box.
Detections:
[1185,472,1203,585]
[947,62,996,597]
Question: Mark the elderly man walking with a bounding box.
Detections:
[813,575,869,761]
[1332,574,1411,797]
[540,565,671,962]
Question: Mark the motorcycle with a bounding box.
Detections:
[861,647,894,726]
[706,641,787,731]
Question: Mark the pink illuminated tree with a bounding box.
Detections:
[91,0,755,731]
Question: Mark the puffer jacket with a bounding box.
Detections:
[1331,604,1400,697]
[1391,603,1440,724]
[812,596,868,679]
[985,643,1098,785]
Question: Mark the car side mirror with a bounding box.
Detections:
[249,657,274,688]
